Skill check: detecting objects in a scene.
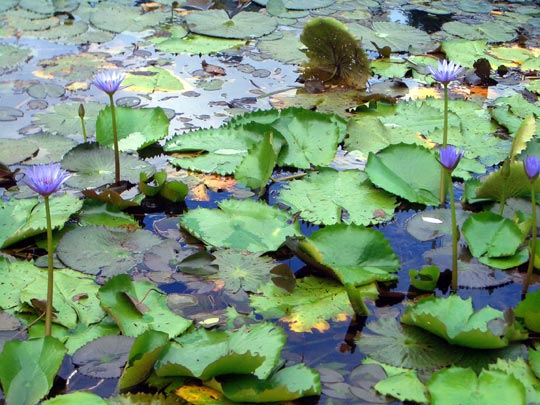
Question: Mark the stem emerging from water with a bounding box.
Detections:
[523,184,537,296]
[44,195,54,336]
[109,93,120,185]
[439,84,449,205]
[447,170,458,292]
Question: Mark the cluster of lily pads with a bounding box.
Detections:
[1,0,540,404]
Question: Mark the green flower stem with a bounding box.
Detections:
[523,184,537,296]
[439,84,449,205]
[80,117,87,143]
[447,170,458,292]
[44,195,53,336]
[108,93,120,185]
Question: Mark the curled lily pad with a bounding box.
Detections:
[401,295,528,349]
[72,335,134,378]
[185,10,277,39]
[56,226,162,277]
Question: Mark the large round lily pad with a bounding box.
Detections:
[56,226,162,277]
[184,10,278,39]
[347,21,433,52]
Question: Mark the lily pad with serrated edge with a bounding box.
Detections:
[277,169,396,226]
[56,226,162,277]
[61,143,155,189]
[180,199,302,253]
[185,10,278,39]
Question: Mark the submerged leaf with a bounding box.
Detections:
[300,17,370,89]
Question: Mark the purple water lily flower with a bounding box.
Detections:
[23,163,70,197]
[439,145,464,172]
[92,70,126,95]
[524,155,540,180]
[428,59,464,84]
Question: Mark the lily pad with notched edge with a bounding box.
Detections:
[180,199,302,253]
[366,143,440,206]
[427,367,525,405]
[406,208,470,241]
[185,10,277,39]
[253,0,335,9]
[89,2,169,33]
[515,291,540,333]
[96,106,169,152]
[401,295,528,349]
[32,101,103,138]
[122,67,185,93]
[0,44,31,70]
[61,143,155,189]
[0,137,39,165]
[152,31,244,55]
[56,226,162,277]
[296,224,400,287]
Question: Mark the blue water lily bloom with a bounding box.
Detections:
[92,70,126,95]
[428,59,464,84]
[23,163,70,197]
[439,145,464,172]
[524,156,540,180]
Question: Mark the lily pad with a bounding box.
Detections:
[96,106,170,152]
[251,276,377,333]
[366,143,440,206]
[56,226,161,277]
[442,21,516,43]
[277,169,397,226]
[406,208,470,241]
[25,133,78,165]
[184,10,277,39]
[156,322,286,380]
[356,317,464,370]
[61,143,155,188]
[0,194,82,249]
[98,274,192,338]
[0,137,39,165]
[427,367,525,405]
[209,249,278,294]
[218,364,322,402]
[253,0,335,9]
[257,31,306,65]
[152,31,244,55]
[89,3,169,33]
[296,224,400,287]
[42,392,107,405]
[0,337,66,405]
[180,199,302,253]
[122,67,185,93]
[401,295,528,349]
[33,101,103,139]
[26,82,65,99]
[515,291,540,332]
[462,212,525,259]
[0,44,31,70]
[72,335,134,379]
[347,21,433,53]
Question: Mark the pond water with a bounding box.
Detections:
[1,0,540,404]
